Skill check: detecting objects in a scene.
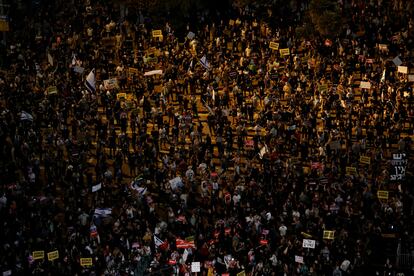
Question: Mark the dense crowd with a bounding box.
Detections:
[0,0,413,275]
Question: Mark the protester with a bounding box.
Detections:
[0,0,413,275]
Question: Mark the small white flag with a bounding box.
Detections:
[92,183,102,192]
[47,53,54,66]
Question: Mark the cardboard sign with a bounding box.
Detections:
[152,30,162,37]
[377,190,389,200]
[323,230,335,240]
[397,66,408,74]
[0,18,10,32]
[47,250,59,261]
[295,255,304,264]
[360,156,371,165]
[360,81,371,89]
[346,167,357,175]
[80,258,93,267]
[191,262,201,272]
[279,48,290,56]
[269,42,279,50]
[227,42,233,50]
[32,251,45,260]
[302,239,316,249]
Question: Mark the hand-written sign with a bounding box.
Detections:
[390,153,407,181]
[302,239,316,249]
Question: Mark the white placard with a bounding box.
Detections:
[187,32,195,40]
[92,183,102,192]
[360,81,371,89]
[191,261,201,272]
[295,255,304,264]
[302,239,316,249]
[408,75,414,82]
[398,66,408,74]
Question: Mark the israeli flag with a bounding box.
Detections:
[85,69,96,93]
[199,55,210,70]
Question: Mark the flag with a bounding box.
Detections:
[200,55,210,70]
[188,60,193,72]
[71,54,77,66]
[154,235,169,250]
[20,111,33,122]
[47,53,54,66]
[380,68,386,83]
[85,69,96,93]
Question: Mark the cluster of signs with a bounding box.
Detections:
[32,250,93,267]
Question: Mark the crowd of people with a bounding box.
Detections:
[0,0,413,275]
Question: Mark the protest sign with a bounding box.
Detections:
[303,239,316,249]
[295,255,304,264]
[346,167,357,175]
[46,86,58,95]
[409,75,414,82]
[237,271,246,276]
[269,42,279,50]
[152,30,162,37]
[169,177,182,190]
[104,78,119,90]
[390,153,407,181]
[392,56,402,66]
[323,230,335,240]
[377,190,389,200]
[191,262,201,272]
[360,81,371,89]
[397,66,408,74]
[279,48,290,56]
[80,258,93,267]
[32,251,45,260]
[360,156,371,165]
[47,250,59,261]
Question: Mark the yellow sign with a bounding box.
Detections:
[301,232,312,238]
[227,42,233,50]
[377,190,389,200]
[152,30,162,37]
[237,271,246,276]
[80,258,93,267]
[117,93,127,100]
[269,42,279,50]
[32,251,45,260]
[360,156,371,165]
[318,84,328,92]
[323,230,335,240]
[0,19,9,32]
[346,167,357,175]
[47,250,59,261]
[279,48,290,56]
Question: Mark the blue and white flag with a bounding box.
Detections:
[199,55,210,70]
[94,208,112,218]
[85,69,96,93]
